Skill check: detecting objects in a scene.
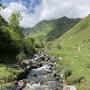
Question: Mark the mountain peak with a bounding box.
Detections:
[23,17,80,41]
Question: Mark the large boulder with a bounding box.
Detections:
[18,80,27,89]
[21,60,32,68]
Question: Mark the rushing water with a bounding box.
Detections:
[22,55,63,90]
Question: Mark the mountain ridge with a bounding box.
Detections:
[22,16,80,41]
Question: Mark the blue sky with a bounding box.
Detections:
[1,0,42,13]
[0,0,90,27]
[1,0,41,5]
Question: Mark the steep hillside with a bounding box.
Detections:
[48,15,90,90]
[23,20,53,41]
[45,17,80,41]
[52,15,90,48]
[23,17,80,41]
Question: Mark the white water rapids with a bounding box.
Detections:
[22,55,63,90]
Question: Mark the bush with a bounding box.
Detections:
[16,51,27,62]
[57,44,62,49]
[23,36,36,57]
[86,64,90,68]
[67,75,85,85]
[64,69,72,79]
[87,39,90,42]
[35,42,45,48]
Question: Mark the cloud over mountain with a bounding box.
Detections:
[0,0,90,27]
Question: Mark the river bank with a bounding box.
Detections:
[0,50,77,90]
[1,50,64,90]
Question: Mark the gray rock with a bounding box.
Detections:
[21,60,31,68]
[18,80,27,89]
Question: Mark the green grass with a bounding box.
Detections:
[46,15,90,90]
[48,47,90,90]
[0,64,22,84]
[28,20,53,41]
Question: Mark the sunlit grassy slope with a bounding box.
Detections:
[47,15,90,90]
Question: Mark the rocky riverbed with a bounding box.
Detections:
[4,51,64,90]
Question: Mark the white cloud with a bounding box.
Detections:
[0,0,90,28]
[0,1,43,27]
[41,0,90,19]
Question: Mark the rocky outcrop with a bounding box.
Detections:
[21,60,32,68]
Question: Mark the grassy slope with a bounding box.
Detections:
[47,15,90,90]
[24,20,53,41]
[0,64,22,83]
[45,17,80,41]
[26,17,80,42]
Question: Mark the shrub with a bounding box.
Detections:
[57,44,62,49]
[35,42,45,48]
[86,64,90,68]
[73,76,85,84]
[64,69,72,79]
[67,75,85,85]
[23,36,36,57]
[87,39,90,42]
[16,51,27,62]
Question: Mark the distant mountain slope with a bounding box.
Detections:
[23,17,80,41]
[45,17,80,41]
[23,20,54,41]
[52,15,90,48]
